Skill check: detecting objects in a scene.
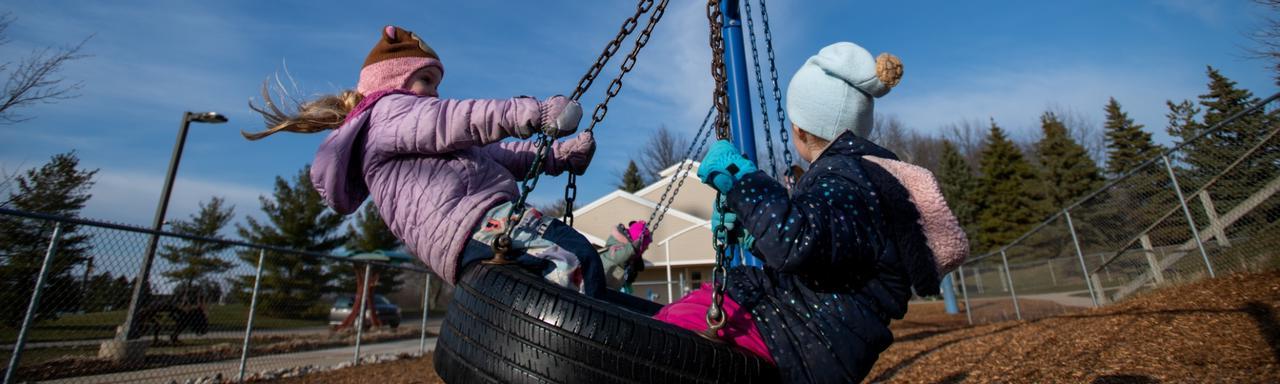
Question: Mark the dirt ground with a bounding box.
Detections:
[267,270,1280,383]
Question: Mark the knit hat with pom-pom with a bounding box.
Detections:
[786,42,903,141]
[357,25,444,96]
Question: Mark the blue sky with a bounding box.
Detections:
[0,0,1275,232]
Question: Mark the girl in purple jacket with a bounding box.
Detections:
[244,26,613,296]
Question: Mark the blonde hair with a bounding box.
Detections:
[243,79,364,140]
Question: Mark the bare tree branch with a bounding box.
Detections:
[637,125,691,182]
[1250,0,1280,84]
[0,13,92,124]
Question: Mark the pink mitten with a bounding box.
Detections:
[627,220,652,255]
[555,131,596,175]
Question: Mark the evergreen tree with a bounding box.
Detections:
[1036,111,1104,210]
[159,197,235,298]
[937,140,979,245]
[235,166,347,319]
[0,152,96,325]
[975,121,1044,252]
[339,203,404,295]
[619,160,646,193]
[1103,97,1160,177]
[1196,67,1277,201]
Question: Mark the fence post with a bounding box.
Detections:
[353,263,371,365]
[957,265,973,325]
[1139,234,1165,284]
[419,272,431,355]
[1063,210,1100,308]
[1000,250,1022,320]
[1162,154,1215,278]
[973,266,983,294]
[237,249,266,383]
[4,223,62,384]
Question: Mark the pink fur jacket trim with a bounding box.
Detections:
[864,156,969,275]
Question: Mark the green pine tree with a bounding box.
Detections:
[975,120,1044,253]
[1196,67,1277,200]
[159,197,235,298]
[235,166,347,319]
[937,140,979,245]
[1103,97,1161,177]
[1036,111,1104,210]
[619,160,646,193]
[340,202,405,295]
[0,152,97,325]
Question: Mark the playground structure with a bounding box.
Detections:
[2,0,1278,381]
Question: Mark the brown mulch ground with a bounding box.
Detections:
[869,270,1280,383]
[269,270,1280,383]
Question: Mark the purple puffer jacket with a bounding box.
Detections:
[311,94,589,284]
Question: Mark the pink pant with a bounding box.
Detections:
[652,284,774,363]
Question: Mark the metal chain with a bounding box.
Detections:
[758,0,795,184]
[564,0,671,227]
[708,0,732,141]
[703,0,732,340]
[742,0,779,179]
[647,106,716,232]
[498,0,659,254]
[569,0,655,102]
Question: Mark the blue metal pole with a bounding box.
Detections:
[721,0,764,268]
[941,272,959,314]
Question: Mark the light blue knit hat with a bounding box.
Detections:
[786,42,903,141]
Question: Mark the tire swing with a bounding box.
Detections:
[435,1,777,382]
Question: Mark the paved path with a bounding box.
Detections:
[42,336,438,384]
[37,320,442,384]
[5,327,334,350]
[1020,290,1097,308]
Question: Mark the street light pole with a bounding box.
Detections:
[117,111,226,342]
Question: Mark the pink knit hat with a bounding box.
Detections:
[357,26,445,96]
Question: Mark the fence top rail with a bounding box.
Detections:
[961,91,1279,268]
[0,207,430,273]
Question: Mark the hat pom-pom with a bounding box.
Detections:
[875,53,903,91]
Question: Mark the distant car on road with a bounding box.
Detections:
[329,294,401,329]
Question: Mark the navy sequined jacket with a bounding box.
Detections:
[725,131,943,383]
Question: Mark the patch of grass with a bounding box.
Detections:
[0,305,324,344]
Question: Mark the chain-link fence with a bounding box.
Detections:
[953,92,1280,325]
[0,209,442,383]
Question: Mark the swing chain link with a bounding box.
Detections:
[564,0,670,227]
[569,0,654,102]
[703,194,733,340]
[742,0,779,179]
[708,0,732,141]
[647,106,716,232]
[701,0,733,341]
[758,0,796,185]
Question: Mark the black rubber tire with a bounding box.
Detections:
[434,263,778,384]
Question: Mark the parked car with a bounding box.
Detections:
[329,294,401,329]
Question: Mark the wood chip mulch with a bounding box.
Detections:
[869,270,1280,383]
[269,270,1280,383]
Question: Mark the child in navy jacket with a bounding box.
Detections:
[653,42,969,384]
